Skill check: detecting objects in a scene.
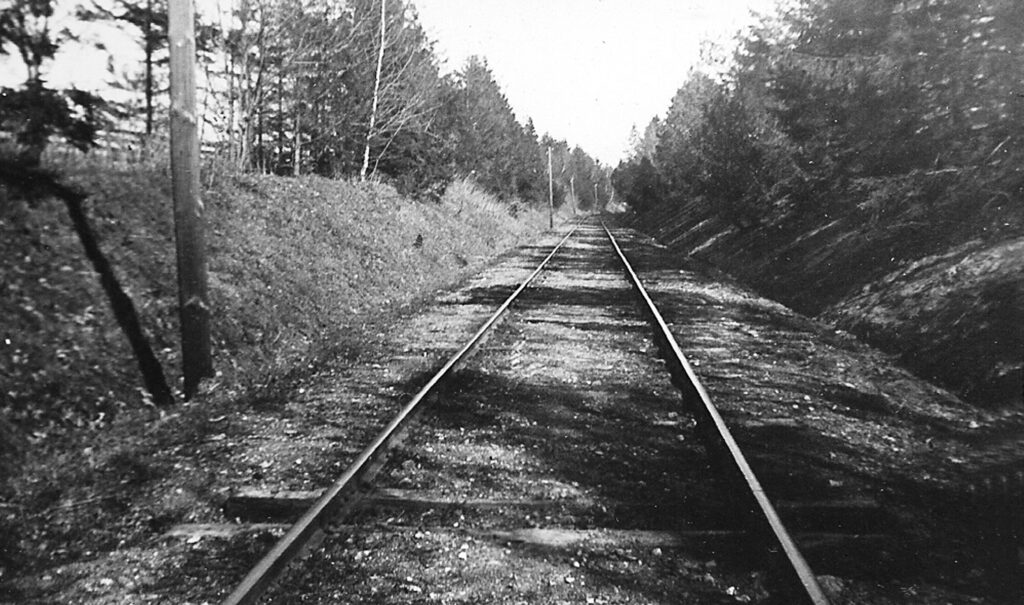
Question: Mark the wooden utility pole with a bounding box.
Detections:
[169,0,213,399]
[594,183,599,209]
[570,175,577,215]
[547,146,554,229]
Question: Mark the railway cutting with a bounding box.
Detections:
[164,219,1020,604]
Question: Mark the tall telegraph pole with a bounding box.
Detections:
[169,0,213,399]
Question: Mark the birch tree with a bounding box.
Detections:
[360,0,385,180]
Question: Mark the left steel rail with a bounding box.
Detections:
[223,225,579,605]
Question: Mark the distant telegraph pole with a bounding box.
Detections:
[169,0,213,399]
[547,146,554,229]
[594,183,599,210]
[570,175,576,215]
[569,175,577,215]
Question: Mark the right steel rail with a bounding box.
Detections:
[602,224,830,605]
[223,225,579,605]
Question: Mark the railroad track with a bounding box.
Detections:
[212,220,881,604]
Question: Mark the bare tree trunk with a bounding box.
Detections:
[145,0,154,135]
[293,101,301,176]
[226,22,237,166]
[237,46,251,172]
[547,146,554,229]
[251,22,268,173]
[277,64,284,173]
[169,0,213,399]
[257,94,265,172]
[235,0,263,172]
[360,0,386,181]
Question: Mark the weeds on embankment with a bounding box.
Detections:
[0,147,558,585]
[0,147,548,434]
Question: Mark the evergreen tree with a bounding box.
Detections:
[0,0,103,165]
[76,0,168,134]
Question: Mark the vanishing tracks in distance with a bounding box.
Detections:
[219,220,880,604]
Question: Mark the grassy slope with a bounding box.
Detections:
[0,151,558,586]
[1,152,546,438]
[629,194,1023,407]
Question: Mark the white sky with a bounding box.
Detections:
[414,0,781,164]
[0,0,782,165]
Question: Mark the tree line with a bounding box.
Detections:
[614,0,1022,242]
[1,0,609,208]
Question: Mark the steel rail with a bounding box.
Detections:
[223,225,579,605]
[601,223,830,605]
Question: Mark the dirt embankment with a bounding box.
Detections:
[1,157,546,434]
[822,239,1022,405]
[0,154,551,571]
[629,198,1023,408]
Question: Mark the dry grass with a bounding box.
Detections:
[1,147,547,431]
[0,142,566,595]
[0,147,550,582]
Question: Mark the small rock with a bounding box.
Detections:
[817,575,846,598]
[651,547,663,556]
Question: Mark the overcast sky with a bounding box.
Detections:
[0,0,781,165]
[414,0,781,164]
